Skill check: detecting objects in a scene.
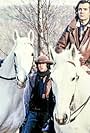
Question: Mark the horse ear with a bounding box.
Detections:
[49,45,57,65]
[70,44,78,60]
[14,30,19,40]
[66,43,71,50]
[28,29,34,45]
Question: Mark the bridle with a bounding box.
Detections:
[55,60,90,125]
[0,53,16,81]
[69,95,90,123]
[66,61,90,124]
[0,53,27,87]
[13,53,28,87]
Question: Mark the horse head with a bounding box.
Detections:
[50,44,89,126]
[13,30,34,88]
[0,30,34,132]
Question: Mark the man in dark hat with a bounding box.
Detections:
[55,0,90,71]
[20,55,56,133]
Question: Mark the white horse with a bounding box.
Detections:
[50,45,90,133]
[0,30,34,133]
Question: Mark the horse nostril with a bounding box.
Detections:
[63,113,68,122]
[24,76,27,82]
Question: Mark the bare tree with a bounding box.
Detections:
[2,0,58,56]
[1,0,74,57]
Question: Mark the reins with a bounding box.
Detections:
[0,76,16,80]
[70,96,90,123]
[68,63,90,123]
[66,61,90,124]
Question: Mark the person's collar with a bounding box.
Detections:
[76,20,90,27]
[37,70,51,77]
[76,21,80,27]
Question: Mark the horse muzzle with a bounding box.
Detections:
[55,113,68,125]
[17,76,27,88]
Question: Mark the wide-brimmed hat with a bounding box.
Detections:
[35,55,53,65]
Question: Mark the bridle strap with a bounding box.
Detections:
[67,61,76,67]
[0,53,17,81]
[0,75,16,80]
[69,94,74,107]
[67,60,90,123]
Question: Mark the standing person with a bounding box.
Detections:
[55,0,90,70]
[20,54,56,133]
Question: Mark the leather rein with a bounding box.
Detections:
[67,60,90,124]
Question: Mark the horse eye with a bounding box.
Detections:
[31,53,34,56]
[71,74,79,81]
[14,53,16,57]
[71,77,75,81]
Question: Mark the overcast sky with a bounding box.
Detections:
[0,0,80,7]
[0,0,29,7]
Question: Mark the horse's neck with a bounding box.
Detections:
[0,50,15,77]
[74,74,90,107]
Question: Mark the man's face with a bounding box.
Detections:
[38,63,48,72]
[78,3,90,22]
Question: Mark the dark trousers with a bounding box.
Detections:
[20,111,48,133]
[19,111,56,133]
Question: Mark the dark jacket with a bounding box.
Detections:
[24,71,55,115]
[55,17,90,69]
